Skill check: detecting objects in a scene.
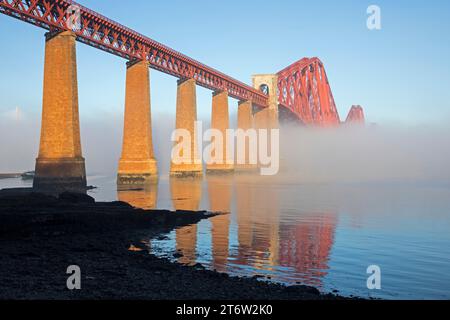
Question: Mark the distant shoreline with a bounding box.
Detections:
[0,173,21,179]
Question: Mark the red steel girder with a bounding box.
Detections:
[345,105,365,124]
[277,58,341,126]
[0,0,269,107]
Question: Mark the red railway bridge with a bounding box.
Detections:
[0,0,365,192]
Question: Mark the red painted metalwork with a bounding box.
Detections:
[345,105,365,124]
[277,58,341,126]
[0,0,268,107]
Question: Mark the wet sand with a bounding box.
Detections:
[0,189,349,300]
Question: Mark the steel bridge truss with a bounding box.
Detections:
[277,57,340,125]
[0,0,269,106]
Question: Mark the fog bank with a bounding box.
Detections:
[1,109,450,186]
[279,125,450,185]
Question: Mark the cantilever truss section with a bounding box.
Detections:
[0,0,269,107]
[277,58,341,126]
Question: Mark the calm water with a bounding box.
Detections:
[2,174,450,300]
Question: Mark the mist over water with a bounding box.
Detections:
[0,110,39,172]
[2,109,450,187]
[278,124,450,185]
[0,111,176,175]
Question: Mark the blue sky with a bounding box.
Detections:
[0,0,449,126]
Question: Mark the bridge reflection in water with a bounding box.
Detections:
[170,177,202,265]
[122,175,338,287]
[117,180,159,210]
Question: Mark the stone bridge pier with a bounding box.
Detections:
[170,78,203,177]
[33,31,86,193]
[118,60,158,185]
[206,90,234,174]
[235,100,258,171]
[32,31,277,194]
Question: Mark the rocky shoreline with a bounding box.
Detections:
[0,189,351,300]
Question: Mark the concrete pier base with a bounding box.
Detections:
[118,60,158,185]
[206,91,234,174]
[170,79,203,177]
[33,31,86,193]
[34,158,86,193]
[117,172,158,186]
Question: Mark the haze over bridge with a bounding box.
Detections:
[0,0,365,192]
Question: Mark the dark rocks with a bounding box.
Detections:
[0,188,38,199]
[284,285,321,296]
[59,192,95,204]
[193,263,205,270]
[173,252,184,259]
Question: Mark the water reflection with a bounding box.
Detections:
[170,177,202,265]
[170,176,202,211]
[175,224,198,265]
[160,174,336,287]
[117,179,158,209]
[240,177,280,272]
[207,174,232,272]
[278,213,336,286]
